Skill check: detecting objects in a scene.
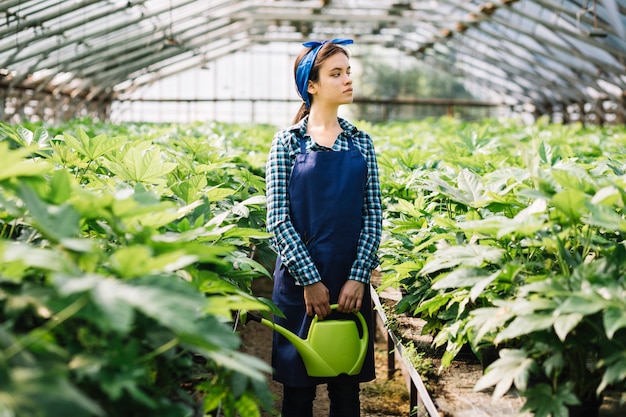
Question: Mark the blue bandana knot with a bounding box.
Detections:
[295,38,354,108]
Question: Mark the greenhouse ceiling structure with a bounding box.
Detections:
[1,0,626,124]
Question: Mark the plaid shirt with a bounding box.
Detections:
[266,116,382,286]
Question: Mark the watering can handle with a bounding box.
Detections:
[312,304,367,336]
[314,304,358,318]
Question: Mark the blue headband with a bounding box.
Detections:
[295,38,354,108]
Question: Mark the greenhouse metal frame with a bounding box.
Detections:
[1,0,625,123]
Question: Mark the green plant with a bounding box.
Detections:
[470,253,626,417]
[0,121,278,417]
[374,117,626,416]
[402,341,437,391]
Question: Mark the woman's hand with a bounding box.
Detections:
[337,280,365,313]
[303,282,331,319]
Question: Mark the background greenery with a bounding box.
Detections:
[374,116,626,417]
[2,116,626,417]
[352,56,477,122]
[0,119,278,417]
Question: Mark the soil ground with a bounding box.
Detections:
[239,277,626,417]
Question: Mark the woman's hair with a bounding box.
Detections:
[292,43,350,124]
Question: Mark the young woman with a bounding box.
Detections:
[265,38,383,417]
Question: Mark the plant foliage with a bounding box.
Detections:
[375,116,626,415]
[0,119,278,417]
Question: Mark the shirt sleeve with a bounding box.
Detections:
[349,132,383,284]
[265,130,322,286]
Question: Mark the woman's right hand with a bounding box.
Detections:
[303,282,331,319]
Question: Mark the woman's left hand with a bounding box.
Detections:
[337,280,365,313]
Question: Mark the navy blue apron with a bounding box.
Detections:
[271,133,376,387]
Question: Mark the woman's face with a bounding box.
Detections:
[308,52,353,108]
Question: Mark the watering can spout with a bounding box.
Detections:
[245,304,368,377]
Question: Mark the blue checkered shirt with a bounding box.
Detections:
[266,116,382,286]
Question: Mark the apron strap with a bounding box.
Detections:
[346,134,355,150]
[299,136,307,155]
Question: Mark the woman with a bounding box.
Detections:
[265,38,382,417]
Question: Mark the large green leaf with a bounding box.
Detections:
[103,145,177,183]
[109,245,198,278]
[495,314,555,343]
[54,273,217,338]
[170,174,208,203]
[456,169,487,206]
[521,383,580,417]
[420,245,504,276]
[17,183,81,242]
[0,368,105,417]
[597,350,626,393]
[206,185,236,202]
[603,306,626,339]
[585,202,626,232]
[0,124,49,148]
[62,130,127,161]
[467,305,514,346]
[551,161,594,192]
[553,313,583,341]
[551,189,587,222]
[474,349,537,398]
[556,295,605,316]
[388,261,422,280]
[1,241,69,276]
[431,267,491,289]
[0,142,51,181]
[48,169,73,205]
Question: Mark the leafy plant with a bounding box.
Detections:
[375,117,626,415]
[0,120,278,417]
[471,253,626,416]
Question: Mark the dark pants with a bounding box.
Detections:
[281,383,361,417]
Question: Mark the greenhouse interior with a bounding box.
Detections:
[3,2,626,417]
[2,0,626,125]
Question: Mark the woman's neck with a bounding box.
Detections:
[306,106,343,147]
[307,105,340,130]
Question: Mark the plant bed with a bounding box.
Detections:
[375,281,626,417]
[375,118,626,417]
[240,276,626,417]
[374,277,528,417]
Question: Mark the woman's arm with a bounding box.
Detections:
[265,131,323,286]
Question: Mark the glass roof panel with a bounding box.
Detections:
[1,0,625,122]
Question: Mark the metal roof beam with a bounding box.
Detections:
[73,19,258,99]
[499,2,626,59]
[5,0,251,95]
[72,0,255,83]
[418,49,535,105]
[0,3,138,66]
[463,26,616,99]
[531,0,623,39]
[0,0,104,38]
[428,40,570,103]
[120,37,255,95]
[427,0,625,75]
[76,17,254,86]
[443,41,583,104]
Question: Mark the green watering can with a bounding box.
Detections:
[246,304,368,377]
